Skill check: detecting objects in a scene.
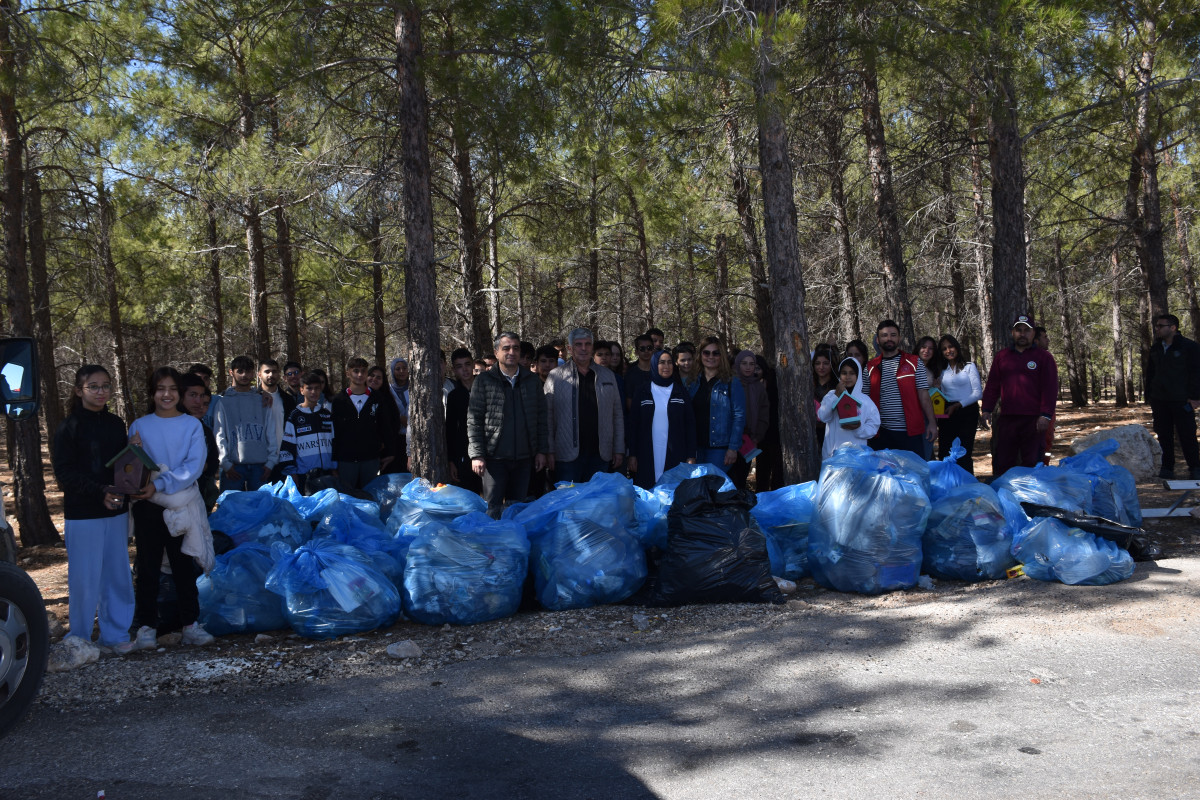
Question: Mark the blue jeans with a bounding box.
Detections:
[696,448,733,475]
[554,454,608,484]
[220,462,267,493]
[64,514,135,646]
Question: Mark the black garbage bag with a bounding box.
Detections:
[654,476,783,605]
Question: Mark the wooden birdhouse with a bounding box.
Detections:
[105,443,157,495]
[929,387,948,419]
[835,391,861,427]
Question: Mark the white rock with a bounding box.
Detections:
[1067,424,1161,479]
[386,640,423,659]
[631,614,650,631]
[254,634,275,644]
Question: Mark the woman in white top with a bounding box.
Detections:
[936,335,983,473]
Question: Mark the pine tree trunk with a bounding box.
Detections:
[487,173,501,335]
[969,99,995,373]
[0,3,57,546]
[368,211,386,369]
[626,187,653,328]
[751,0,819,484]
[205,204,227,391]
[395,0,447,482]
[824,115,861,345]
[237,91,270,360]
[587,167,601,328]
[714,233,732,348]
[26,161,61,438]
[723,97,775,358]
[1132,18,1168,315]
[1112,249,1128,407]
[451,119,489,357]
[1052,232,1086,406]
[942,160,966,329]
[269,107,300,361]
[859,23,915,348]
[97,177,137,424]
[986,64,1029,353]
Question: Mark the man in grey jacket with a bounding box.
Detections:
[545,327,625,483]
[213,355,279,492]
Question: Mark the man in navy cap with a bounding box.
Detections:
[981,314,1058,478]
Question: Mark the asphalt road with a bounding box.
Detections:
[3,558,1198,800]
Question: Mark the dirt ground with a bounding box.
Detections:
[6,399,1196,631]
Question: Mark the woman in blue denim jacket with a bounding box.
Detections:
[687,336,746,473]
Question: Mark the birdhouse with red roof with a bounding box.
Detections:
[835,391,861,427]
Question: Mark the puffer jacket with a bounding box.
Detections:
[467,365,548,461]
[544,361,625,462]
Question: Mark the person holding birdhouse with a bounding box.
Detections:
[816,357,880,461]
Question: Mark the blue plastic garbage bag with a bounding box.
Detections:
[530,507,647,611]
[402,512,529,625]
[1058,440,1142,526]
[877,448,931,494]
[655,462,735,494]
[197,544,288,635]
[633,487,669,551]
[927,439,978,502]
[314,501,406,588]
[363,473,415,522]
[209,491,311,549]
[400,478,487,522]
[264,539,401,639]
[991,465,1096,514]
[1010,516,1134,586]
[808,447,930,594]
[921,484,1018,581]
[751,482,816,580]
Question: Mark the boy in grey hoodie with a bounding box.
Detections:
[213,355,279,492]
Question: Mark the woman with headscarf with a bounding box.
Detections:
[627,350,697,489]
[729,349,769,489]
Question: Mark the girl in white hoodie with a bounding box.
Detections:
[816,357,881,461]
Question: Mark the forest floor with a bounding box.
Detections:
[4,399,1197,718]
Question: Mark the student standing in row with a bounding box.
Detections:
[281,370,337,494]
[331,357,394,494]
[688,336,745,473]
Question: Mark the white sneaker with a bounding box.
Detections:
[48,636,100,672]
[98,639,138,656]
[181,622,214,646]
[134,626,158,651]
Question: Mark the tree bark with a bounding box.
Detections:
[822,116,861,346]
[395,0,447,482]
[1132,16,1168,315]
[714,232,732,349]
[942,160,966,330]
[751,0,819,484]
[968,99,995,373]
[236,85,270,360]
[986,64,1029,353]
[723,95,775,358]
[1052,232,1086,406]
[205,203,227,390]
[26,160,61,438]
[858,15,915,349]
[451,117,489,356]
[368,211,386,368]
[97,177,136,423]
[0,0,57,546]
[487,172,501,336]
[626,186,653,328]
[1111,249,1128,407]
[587,166,601,328]
[1170,184,1200,339]
[269,107,300,361]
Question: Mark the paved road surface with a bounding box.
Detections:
[3,559,1197,799]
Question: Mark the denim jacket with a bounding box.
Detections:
[688,375,746,450]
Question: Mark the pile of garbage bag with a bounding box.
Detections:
[313,500,407,588]
[1057,440,1142,526]
[808,447,930,594]
[921,484,1020,581]
[209,490,311,550]
[265,539,401,638]
[400,478,487,522]
[1010,516,1135,586]
[751,482,816,580]
[197,543,288,635]
[654,476,781,605]
[402,512,530,625]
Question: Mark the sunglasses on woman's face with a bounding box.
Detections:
[701,350,720,357]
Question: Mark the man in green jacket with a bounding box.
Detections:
[1147,313,1200,479]
[468,332,549,517]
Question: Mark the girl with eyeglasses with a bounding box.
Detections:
[687,337,746,474]
[49,365,137,668]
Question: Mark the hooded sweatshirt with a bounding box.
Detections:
[816,357,881,460]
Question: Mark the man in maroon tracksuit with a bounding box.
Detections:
[981,315,1058,478]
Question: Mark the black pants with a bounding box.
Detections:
[132,501,199,630]
[1151,400,1200,472]
[481,458,532,519]
[871,427,925,457]
[937,402,980,474]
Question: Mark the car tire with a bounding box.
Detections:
[0,561,49,738]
